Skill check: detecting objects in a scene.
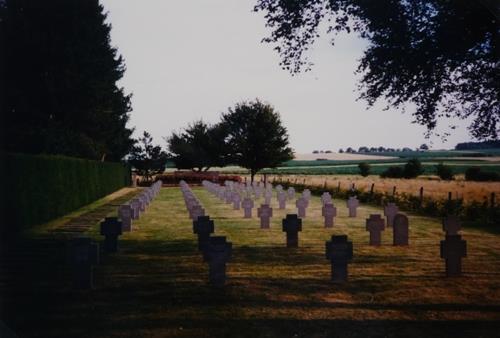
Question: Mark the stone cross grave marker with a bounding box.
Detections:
[442,216,461,235]
[393,213,409,246]
[346,196,359,217]
[100,217,123,253]
[257,204,273,229]
[189,205,205,220]
[232,193,241,210]
[440,235,467,277]
[287,187,295,200]
[203,236,232,287]
[323,203,337,228]
[366,214,385,246]
[321,192,332,205]
[384,202,399,227]
[193,216,215,251]
[118,204,133,232]
[254,186,262,199]
[325,235,353,283]
[242,197,254,218]
[277,191,287,209]
[224,189,233,204]
[296,197,308,218]
[69,237,99,289]
[264,190,273,205]
[138,195,147,212]
[302,189,311,201]
[130,199,141,219]
[282,214,302,248]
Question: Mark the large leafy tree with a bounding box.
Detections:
[128,131,168,182]
[166,121,228,172]
[254,0,499,140]
[221,100,293,182]
[1,0,134,161]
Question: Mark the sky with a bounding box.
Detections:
[101,0,474,153]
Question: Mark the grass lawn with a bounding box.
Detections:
[3,187,500,337]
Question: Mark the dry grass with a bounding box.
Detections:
[4,187,500,337]
[260,174,500,204]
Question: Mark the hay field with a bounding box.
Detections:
[259,174,500,204]
[5,187,500,337]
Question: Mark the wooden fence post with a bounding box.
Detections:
[370,183,375,195]
[419,187,424,205]
[392,186,397,196]
[491,192,496,208]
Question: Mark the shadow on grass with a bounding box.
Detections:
[3,236,500,338]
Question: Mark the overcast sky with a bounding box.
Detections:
[101,0,473,153]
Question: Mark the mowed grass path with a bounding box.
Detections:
[9,187,500,337]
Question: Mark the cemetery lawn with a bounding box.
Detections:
[5,187,500,337]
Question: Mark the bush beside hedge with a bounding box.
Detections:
[3,153,130,232]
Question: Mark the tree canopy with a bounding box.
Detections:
[128,131,168,182]
[221,100,294,182]
[254,0,499,140]
[1,0,134,161]
[166,121,228,172]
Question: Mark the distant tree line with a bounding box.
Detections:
[455,140,500,150]
[339,144,428,154]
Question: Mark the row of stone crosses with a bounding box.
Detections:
[184,179,467,286]
[67,181,162,289]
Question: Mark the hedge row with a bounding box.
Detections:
[3,153,131,232]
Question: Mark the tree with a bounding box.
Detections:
[128,132,168,182]
[338,148,344,153]
[436,163,454,180]
[420,143,430,151]
[358,163,370,177]
[166,121,228,172]
[254,0,499,140]
[221,100,293,182]
[1,0,133,160]
[403,158,424,178]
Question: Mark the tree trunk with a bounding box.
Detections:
[250,170,256,184]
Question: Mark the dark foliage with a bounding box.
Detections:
[403,158,424,178]
[254,0,499,140]
[465,167,500,181]
[128,132,169,182]
[3,153,130,231]
[455,140,500,150]
[436,163,454,180]
[1,0,133,161]
[221,100,294,182]
[166,121,228,172]
[380,166,405,178]
[380,158,423,178]
[358,162,370,176]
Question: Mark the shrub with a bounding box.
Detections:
[358,162,371,177]
[380,166,404,178]
[403,158,424,178]
[436,163,454,180]
[465,167,500,181]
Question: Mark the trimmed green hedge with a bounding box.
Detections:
[4,153,130,231]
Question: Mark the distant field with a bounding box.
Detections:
[260,163,500,176]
